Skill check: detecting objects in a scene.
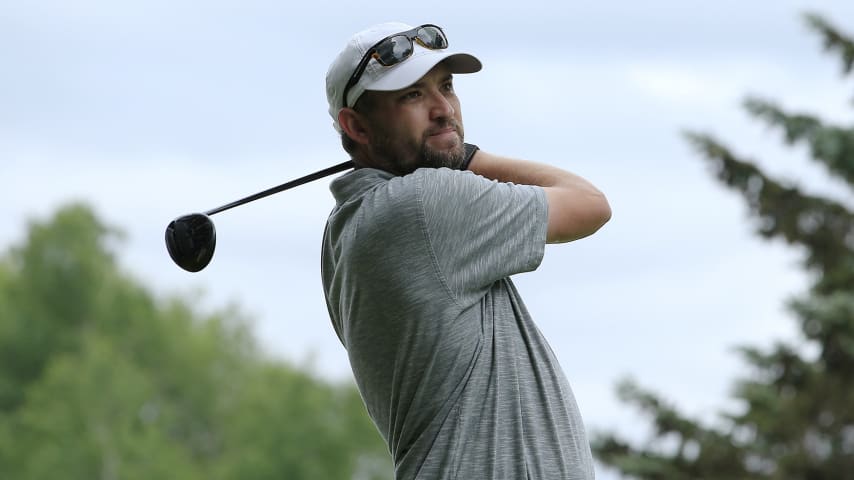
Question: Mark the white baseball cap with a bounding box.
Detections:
[325,22,482,133]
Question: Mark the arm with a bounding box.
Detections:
[467,150,611,244]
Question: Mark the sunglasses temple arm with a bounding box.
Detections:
[341,50,376,109]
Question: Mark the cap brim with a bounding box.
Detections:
[366,51,482,92]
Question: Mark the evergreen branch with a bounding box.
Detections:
[593,378,756,479]
[683,131,854,293]
[734,344,808,382]
[616,378,700,438]
[732,343,813,403]
[592,435,685,480]
[789,292,854,377]
[804,12,854,75]
[744,97,854,188]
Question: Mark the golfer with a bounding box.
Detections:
[321,22,611,479]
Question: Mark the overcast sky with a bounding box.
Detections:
[3,1,854,477]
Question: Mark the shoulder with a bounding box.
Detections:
[411,167,544,212]
[406,167,492,200]
[333,167,500,220]
[376,167,479,206]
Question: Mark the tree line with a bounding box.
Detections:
[0,204,390,479]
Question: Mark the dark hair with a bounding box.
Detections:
[341,132,358,155]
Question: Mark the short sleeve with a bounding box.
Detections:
[414,168,548,306]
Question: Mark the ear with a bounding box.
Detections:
[338,108,371,146]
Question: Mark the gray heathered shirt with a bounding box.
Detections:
[321,166,594,480]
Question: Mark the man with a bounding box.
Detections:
[321,22,611,479]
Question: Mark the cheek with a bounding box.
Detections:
[450,96,463,120]
[375,104,440,141]
[398,111,430,138]
[371,112,405,139]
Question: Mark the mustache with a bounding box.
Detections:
[424,120,461,137]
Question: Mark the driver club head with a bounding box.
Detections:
[164,160,355,272]
[165,213,216,272]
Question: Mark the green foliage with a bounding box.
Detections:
[805,13,854,74]
[743,98,854,188]
[593,13,854,480]
[682,131,854,294]
[0,202,390,479]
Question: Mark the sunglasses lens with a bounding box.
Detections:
[345,25,451,107]
[416,26,448,49]
[375,35,414,65]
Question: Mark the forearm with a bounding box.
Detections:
[467,150,598,192]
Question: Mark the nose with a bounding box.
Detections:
[428,89,455,120]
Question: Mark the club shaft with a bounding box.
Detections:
[204,160,354,216]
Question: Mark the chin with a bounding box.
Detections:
[420,143,465,170]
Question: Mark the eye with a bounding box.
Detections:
[442,80,454,92]
[400,90,421,101]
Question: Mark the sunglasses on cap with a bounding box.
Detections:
[341,24,449,109]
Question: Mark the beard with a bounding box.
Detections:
[371,120,466,175]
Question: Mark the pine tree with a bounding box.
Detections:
[593,13,854,480]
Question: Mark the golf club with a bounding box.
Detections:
[165,160,354,272]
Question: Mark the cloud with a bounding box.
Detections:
[626,63,743,106]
